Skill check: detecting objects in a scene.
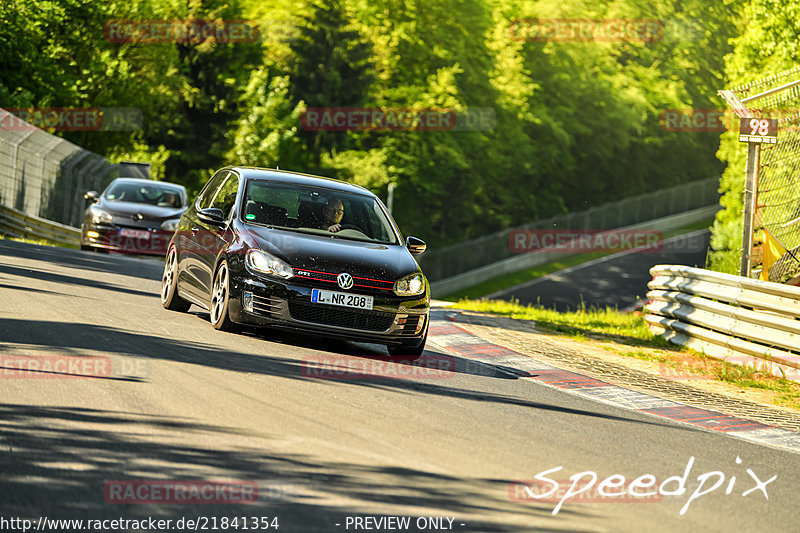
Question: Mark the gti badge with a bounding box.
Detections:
[337,272,353,290]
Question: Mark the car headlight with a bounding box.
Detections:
[245,249,294,279]
[90,206,114,224]
[394,272,425,296]
[160,218,180,231]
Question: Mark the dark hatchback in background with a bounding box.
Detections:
[81,178,187,255]
[161,167,430,356]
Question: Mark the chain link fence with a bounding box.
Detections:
[0,108,119,228]
[725,68,800,283]
[419,177,720,282]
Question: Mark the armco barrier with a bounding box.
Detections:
[0,204,81,247]
[431,204,720,297]
[645,264,800,382]
[419,177,721,284]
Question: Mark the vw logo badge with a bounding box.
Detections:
[337,272,353,290]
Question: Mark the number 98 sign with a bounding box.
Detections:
[739,117,778,143]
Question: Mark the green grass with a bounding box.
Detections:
[452,297,673,348]
[0,234,77,249]
[442,219,714,301]
[714,362,800,409]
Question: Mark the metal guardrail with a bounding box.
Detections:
[419,177,721,283]
[431,205,720,297]
[645,264,800,381]
[0,204,81,247]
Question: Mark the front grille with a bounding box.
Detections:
[289,301,394,332]
[293,268,395,292]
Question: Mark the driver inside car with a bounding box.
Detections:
[322,197,345,233]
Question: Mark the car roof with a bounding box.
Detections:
[225,167,372,195]
[108,178,186,191]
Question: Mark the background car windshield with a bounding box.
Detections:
[105,182,184,207]
[243,180,398,244]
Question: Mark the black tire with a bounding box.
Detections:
[387,328,428,359]
[210,260,236,331]
[80,244,93,251]
[161,245,191,312]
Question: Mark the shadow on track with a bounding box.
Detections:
[0,318,690,431]
[0,403,600,532]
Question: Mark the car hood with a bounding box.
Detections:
[99,199,186,221]
[243,225,421,281]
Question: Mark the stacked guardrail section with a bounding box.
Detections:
[0,205,81,247]
[645,264,800,381]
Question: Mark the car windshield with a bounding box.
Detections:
[242,180,399,245]
[104,182,184,207]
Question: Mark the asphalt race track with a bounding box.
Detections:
[489,230,711,311]
[1,238,799,533]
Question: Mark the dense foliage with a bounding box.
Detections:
[1,0,742,246]
[707,0,800,273]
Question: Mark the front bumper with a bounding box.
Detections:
[81,224,173,256]
[227,273,429,346]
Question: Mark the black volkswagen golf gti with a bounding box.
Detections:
[161,167,430,356]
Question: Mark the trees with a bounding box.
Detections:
[288,0,374,168]
[708,0,799,273]
[2,0,748,247]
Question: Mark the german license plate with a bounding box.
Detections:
[311,289,373,310]
[119,228,150,240]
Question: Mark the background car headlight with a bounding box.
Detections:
[89,206,113,224]
[160,218,180,231]
[394,272,425,296]
[245,249,294,279]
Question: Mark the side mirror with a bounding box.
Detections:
[197,207,226,226]
[84,190,99,205]
[406,236,426,255]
